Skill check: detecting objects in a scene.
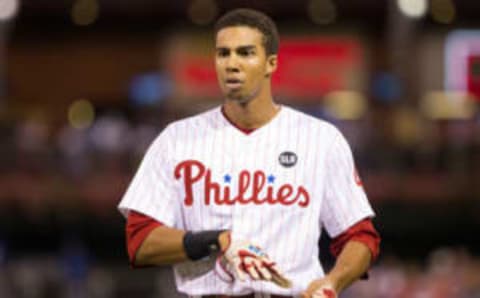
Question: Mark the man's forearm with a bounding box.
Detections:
[326,240,372,292]
[135,226,187,265]
[135,227,231,266]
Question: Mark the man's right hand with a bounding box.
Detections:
[215,235,292,288]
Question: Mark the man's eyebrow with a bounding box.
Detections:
[236,45,256,51]
[215,45,256,51]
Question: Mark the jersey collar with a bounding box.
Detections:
[220,105,283,136]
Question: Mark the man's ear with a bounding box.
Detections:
[265,54,278,77]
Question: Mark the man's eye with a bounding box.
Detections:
[239,50,255,56]
[217,50,229,57]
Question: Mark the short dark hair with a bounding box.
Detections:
[214,8,279,56]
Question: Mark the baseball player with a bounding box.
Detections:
[118,8,380,298]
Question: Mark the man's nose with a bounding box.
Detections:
[226,54,240,72]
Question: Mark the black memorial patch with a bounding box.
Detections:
[279,151,297,168]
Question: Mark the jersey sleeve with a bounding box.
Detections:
[330,218,381,263]
[320,129,375,238]
[126,211,164,266]
[118,127,180,227]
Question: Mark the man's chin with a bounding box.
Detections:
[225,94,250,105]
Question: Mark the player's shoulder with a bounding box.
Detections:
[146,106,220,152]
[282,105,341,136]
[152,106,222,145]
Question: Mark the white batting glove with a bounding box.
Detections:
[214,239,292,288]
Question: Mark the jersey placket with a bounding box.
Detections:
[230,133,257,243]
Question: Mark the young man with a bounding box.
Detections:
[118,8,380,298]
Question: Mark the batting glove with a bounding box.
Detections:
[215,238,292,288]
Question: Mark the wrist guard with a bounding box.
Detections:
[183,230,225,261]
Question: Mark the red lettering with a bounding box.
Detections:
[174,160,311,207]
[354,168,363,186]
[277,185,295,205]
[235,170,251,203]
[221,186,235,205]
[251,171,268,204]
[204,170,219,205]
[266,185,276,204]
[297,186,310,208]
[174,160,205,206]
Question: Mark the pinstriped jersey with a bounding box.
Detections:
[118,105,374,296]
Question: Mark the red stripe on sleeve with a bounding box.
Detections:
[330,218,381,263]
[126,211,163,266]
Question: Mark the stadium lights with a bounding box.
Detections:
[397,0,427,19]
[307,0,337,25]
[68,99,95,129]
[188,0,217,26]
[430,0,456,24]
[420,91,477,120]
[0,0,19,21]
[323,91,367,120]
[71,0,99,26]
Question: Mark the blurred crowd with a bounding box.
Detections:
[0,247,479,298]
[345,248,480,298]
[0,109,168,218]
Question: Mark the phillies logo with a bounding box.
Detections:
[174,160,310,207]
[354,168,363,187]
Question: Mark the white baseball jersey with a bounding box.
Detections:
[118,105,374,296]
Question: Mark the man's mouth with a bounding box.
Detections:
[225,79,243,89]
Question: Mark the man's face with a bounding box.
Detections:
[215,26,277,103]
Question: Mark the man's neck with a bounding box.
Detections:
[222,96,280,130]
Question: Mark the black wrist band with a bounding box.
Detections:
[183,230,225,261]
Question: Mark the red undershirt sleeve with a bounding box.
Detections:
[126,210,163,267]
[329,218,381,278]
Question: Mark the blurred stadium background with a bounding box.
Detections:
[0,0,480,297]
